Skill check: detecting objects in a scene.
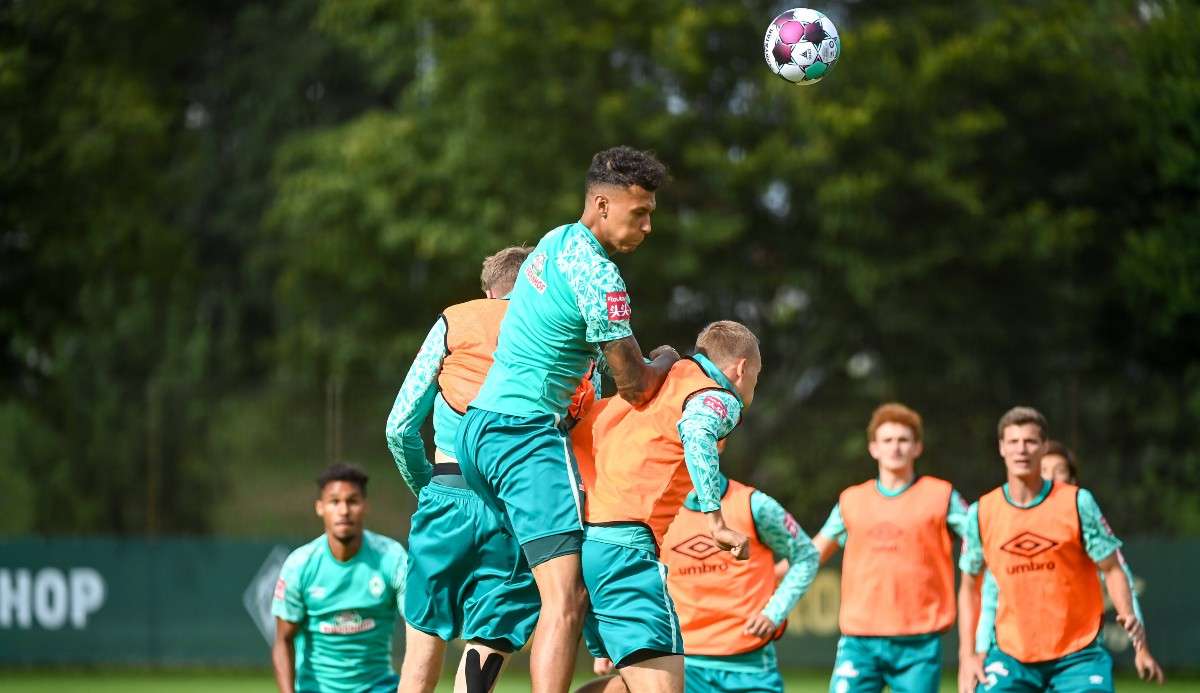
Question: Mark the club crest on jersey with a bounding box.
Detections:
[369,574,385,598]
[606,291,631,321]
[524,253,547,294]
[702,395,728,419]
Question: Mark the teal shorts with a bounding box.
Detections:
[403,480,540,651]
[979,641,1113,693]
[581,538,683,667]
[301,672,398,693]
[685,661,783,692]
[456,408,584,567]
[829,633,942,693]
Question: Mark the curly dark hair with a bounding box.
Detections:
[586,146,668,192]
[316,462,369,496]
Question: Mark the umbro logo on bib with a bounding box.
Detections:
[1000,531,1058,558]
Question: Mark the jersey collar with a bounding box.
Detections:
[691,353,743,406]
[574,220,610,259]
[1002,478,1053,509]
[875,476,917,498]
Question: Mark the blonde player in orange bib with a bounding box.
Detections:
[571,320,760,693]
[957,407,1143,693]
[812,403,970,693]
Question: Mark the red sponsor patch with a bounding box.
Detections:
[784,512,801,539]
[274,578,286,600]
[606,291,631,322]
[702,395,728,419]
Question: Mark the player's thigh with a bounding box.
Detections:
[460,505,541,652]
[475,413,583,551]
[582,539,683,668]
[977,647,1044,692]
[1045,643,1114,693]
[617,653,684,693]
[829,636,886,693]
[685,664,783,693]
[884,634,942,693]
[404,484,481,639]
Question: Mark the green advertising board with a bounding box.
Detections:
[1,538,1196,668]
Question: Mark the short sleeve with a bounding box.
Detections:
[946,489,971,539]
[558,239,634,344]
[271,551,308,623]
[817,504,848,547]
[958,501,985,575]
[1077,489,1122,563]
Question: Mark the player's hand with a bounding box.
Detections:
[957,651,986,693]
[648,345,680,363]
[1117,613,1146,651]
[742,613,778,639]
[1134,646,1165,684]
[711,526,750,560]
[593,657,615,676]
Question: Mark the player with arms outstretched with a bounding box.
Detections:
[813,403,970,693]
[957,407,1144,693]
[271,464,407,693]
[456,146,680,693]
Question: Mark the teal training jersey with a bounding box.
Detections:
[471,222,633,418]
[272,531,408,693]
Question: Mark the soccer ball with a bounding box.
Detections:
[763,8,841,85]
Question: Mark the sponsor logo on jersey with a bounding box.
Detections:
[524,253,547,293]
[318,610,376,635]
[670,534,722,561]
[701,395,727,418]
[606,291,631,321]
[274,578,286,601]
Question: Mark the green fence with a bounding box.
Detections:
[2,537,1196,668]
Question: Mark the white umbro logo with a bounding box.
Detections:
[307,586,326,599]
[1090,675,1105,685]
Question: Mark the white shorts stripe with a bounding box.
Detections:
[559,434,584,529]
[658,562,679,652]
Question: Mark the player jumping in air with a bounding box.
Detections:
[386,247,555,693]
[958,407,1144,693]
[813,403,971,693]
[973,439,1165,685]
[569,320,761,693]
[271,464,407,693]
[455,146,680,693]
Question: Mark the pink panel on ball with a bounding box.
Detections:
[778,21,804,44]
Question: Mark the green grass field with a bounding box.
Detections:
[0,671,1190,692]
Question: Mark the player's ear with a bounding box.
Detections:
[912,440,924,459]
[314,498,323,518]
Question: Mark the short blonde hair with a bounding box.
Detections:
[996,406,1047,441]
[481,246,532,294]
[867,403,923,443]
[695,320,760,369]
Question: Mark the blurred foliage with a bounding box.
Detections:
[1,0,1197,535]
